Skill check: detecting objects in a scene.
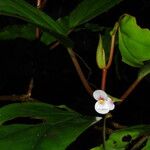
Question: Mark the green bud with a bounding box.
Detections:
[96,35,106,69]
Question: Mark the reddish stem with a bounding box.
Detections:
[50,30,73,50]
[101,34,116,90]
[101,69,107,90]
[37,0,46,9]
[67,48,93,96]
[50,41,60,49]
[120,78,141,101]
[106,35,116,70]
[36,0,47,39]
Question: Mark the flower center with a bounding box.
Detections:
[98,99,105,104]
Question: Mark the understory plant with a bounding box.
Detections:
[0,0,150,150]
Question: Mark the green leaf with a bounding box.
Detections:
[68,0,123,28]
[118,14,150,67]
[90,146,102,150]
[96,35,106,69]
[0,24,56,45]
[109,95,121,102]
[41,32,56,45]
[0,24,35,41]
[0,102,96,150]
[138,62,150,80]
[0,0,73,47]
[91,125,150,150]
[142,137,150,150]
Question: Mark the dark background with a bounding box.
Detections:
[0,0,150,149]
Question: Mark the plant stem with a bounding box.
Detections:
[101,69,107,90]
[26,78,34,97]
[36,0,46,38]
[50,30,73,50]
[105,35,116,70]
[101,34,116,90]
[120,78,142,101]
[36,0,42,38]
[67,48,93,96]
[50,41,60,49]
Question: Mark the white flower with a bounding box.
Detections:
[93,90,115,114]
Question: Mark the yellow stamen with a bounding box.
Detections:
[98,99,104,104]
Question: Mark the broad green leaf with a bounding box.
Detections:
[0,102,96,150]
[96,35,106,69]
[0,24,56,45]
[0,24,35,41]
[0,0,73,47]
[91,125,150,150]
[68,0,123,28]
[138,62,150,80]
[118,14,150,67]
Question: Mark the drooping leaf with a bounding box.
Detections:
[0,0,73,47]
[138,62,150,80]
[91,125,150,150]
[68,0,123,28]
[118,14,150,67]
[0,102,96,150]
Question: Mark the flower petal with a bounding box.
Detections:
[107,98,115,110]
[94,101,110,114]
[93,90,108,101]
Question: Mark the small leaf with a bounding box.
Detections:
[96,35,106,69]
[118,14,150,67]
[0,102,96,150]
[109,95,121,102]
[68,0,123,28]
[138,62,150,80]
